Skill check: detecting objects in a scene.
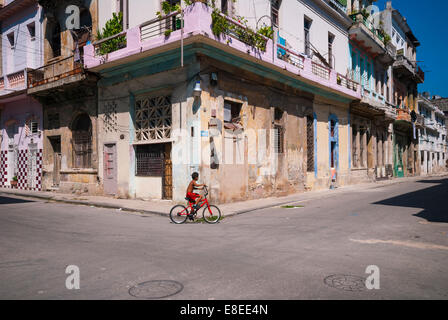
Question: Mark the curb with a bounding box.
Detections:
[1,173,446,218]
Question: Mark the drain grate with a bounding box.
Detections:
[129,280,183,299]
[324,274,366,292]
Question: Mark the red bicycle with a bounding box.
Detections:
[169,186,221,224]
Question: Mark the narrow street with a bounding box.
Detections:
[0,176,447,300]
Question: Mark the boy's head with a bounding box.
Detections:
[191,172,199,181]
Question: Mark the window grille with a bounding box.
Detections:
[307,116,314,172]
[135,95,172,141]
[135,144,164,176]
[274,124,284,154]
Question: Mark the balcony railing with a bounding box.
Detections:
[140,11,182,42]
[93,31,127,56]
[312,61,331,80]
[349,13,386,46]
[276,43,304,69]
[28,55,83,88]
[336,73,358,92]
[84,3,361,100]
[0,69,28,94]
[328,0,347,13]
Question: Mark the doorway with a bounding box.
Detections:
[49,136,61,187]
[27,143,38,189]
[103,143,118,195]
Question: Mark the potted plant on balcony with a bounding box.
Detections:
[337,75,342,85]
[10,176,18,189]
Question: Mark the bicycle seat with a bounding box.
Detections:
[185,197,194,202]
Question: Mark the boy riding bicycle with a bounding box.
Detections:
[186,172,206,210]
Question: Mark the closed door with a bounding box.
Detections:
[49,136,61,187]
[104,144,118,195]
[28,147,37,189]
[162,143,172,200]
[53,153,61,187]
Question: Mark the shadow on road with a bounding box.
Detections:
[0,196,35,205]
[373,178,448,223]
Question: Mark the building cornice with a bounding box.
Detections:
[0,0,37,21]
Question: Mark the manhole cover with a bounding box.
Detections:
[324,274,366,292]
[129,280,183,299]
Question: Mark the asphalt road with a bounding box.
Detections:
[0,176,447,300]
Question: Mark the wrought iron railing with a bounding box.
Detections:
[28,55,82,88]
[312,61,330,80]
[93,31,127,56]
[336,73,358,91]
[140,11,182,42]
[276,43,305,69]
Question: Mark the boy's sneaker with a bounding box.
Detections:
[193,204,200,210]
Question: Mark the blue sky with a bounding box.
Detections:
[375,0,448,97]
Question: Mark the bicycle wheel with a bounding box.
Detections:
[170,205,189,224]
[202,205,221,224]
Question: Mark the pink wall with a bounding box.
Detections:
[84,2,361,100]
[1,95,43,150]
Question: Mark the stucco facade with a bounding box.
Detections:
[0,0,44,190]
[27,0,101,194]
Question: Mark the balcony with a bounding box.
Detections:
[396,108,411,122]
[327,0,347,13]
[348,12,395,65]
[0,69,28,98]
[393,51,424,84]
[84,2,360,101]
[27,55,84,94]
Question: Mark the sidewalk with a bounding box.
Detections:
[1,173,446,218]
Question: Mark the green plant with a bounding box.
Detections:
[96,12,125,55]
[156,1,181,19]
[211,8,269,52]
[12,176,18,182]
[383,33,391,45]
[257,25,273,39]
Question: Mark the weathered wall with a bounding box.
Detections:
[41,84,99,193]
[198,67,309,203]
[309,96,350,190]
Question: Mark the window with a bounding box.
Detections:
[330,120,336,138]
[221,0,229,15]
[273,107,284,154]
[72,113,92,168]
[274,124,284,154]
[50,22,61,57]
[135,95,172,141]
[328,33,335,68]
[352,126,358,168]
[307,116,314,172]
[135,144,164,177]
[27,22,36,40]
[26,119,39,135]
[7,32,15,48]
[31,121,38,134]
[224,100,242,123]
[304,17,312,56]
[271,0,281,27]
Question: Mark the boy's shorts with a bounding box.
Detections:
[187,192,200,201]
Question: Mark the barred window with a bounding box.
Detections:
[274,124,284,154]
[307,116,314,172]
[135,144,164,177]
[135,95,172,141]
[352,126,358,168]
[72,113,92,168]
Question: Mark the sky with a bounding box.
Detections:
[375,0,448,97]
